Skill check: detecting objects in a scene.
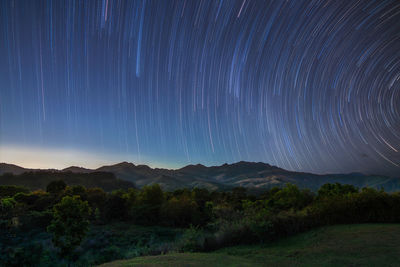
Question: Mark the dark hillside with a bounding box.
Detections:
[0,171,134,192]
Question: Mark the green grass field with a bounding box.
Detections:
[100,224,400,267]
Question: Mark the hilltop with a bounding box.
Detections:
[1,161,399,191]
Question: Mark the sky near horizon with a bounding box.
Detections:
[0,0,399,176]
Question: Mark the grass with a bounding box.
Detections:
[80,222,183,264]
[99,224,400,267]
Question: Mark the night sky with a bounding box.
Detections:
[0,0,399,176]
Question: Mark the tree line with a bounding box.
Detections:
[2,181,400,265]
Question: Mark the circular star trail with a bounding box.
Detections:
[0,0,399,175]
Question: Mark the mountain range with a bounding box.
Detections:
[1,161,399,192]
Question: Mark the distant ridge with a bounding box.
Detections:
[1,161,399,192]
[0,163,32,175]
[62,166,92,173]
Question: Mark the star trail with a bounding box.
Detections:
[0,0,399,175]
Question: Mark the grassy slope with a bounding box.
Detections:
[100,224,400,267]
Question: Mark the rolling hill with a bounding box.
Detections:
[0,169,134,192]
[1,161,399,192]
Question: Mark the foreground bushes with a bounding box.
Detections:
[175,184,400,252]
[2,181,400,264]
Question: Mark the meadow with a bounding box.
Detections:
[102,224,400,267]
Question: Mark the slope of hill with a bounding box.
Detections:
[62,166,92,173]
[0,163,31,175]
[1,161,399,192]
[90,161,400,191]
[100,224,400,267]
[0,171,134,192]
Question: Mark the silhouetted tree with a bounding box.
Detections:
[317,183,358,199]
[104,190,127,221]
[47,195,91,260]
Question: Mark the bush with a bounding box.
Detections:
[95,245,123,264]
[0,197,17,222]
[0,185,29,198]
[161,195,200,227]
[0,243,43,267]
[176,225,205,252]
[19,210,53,230]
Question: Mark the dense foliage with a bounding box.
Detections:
[47,195,91,258]
[0,171,134,192]
[1,181,400,265]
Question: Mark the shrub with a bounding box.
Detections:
[19,210,53,230]
[0,185,29,198]
[176,225,205,252]
[0,197,17,223]
[0,243,43,267]
[95,245,123,264]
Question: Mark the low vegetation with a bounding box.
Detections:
[101,224,400,267]
[1,180,400,265]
